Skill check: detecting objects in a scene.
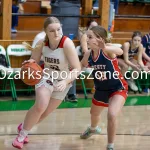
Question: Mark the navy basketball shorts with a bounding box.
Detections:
[92,89,128,107]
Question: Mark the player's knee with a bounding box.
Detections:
[34,103,48,114]
[107,111,117,121]
[90,110,100,117]
[123,64,128,71]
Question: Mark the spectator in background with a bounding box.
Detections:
[141,32,150,93]
[79,20,98,55]
[50,0,81,38]
[142,32,150,70]
[65,76,77,102]
[93,0,99,8]
[12,0,26,33]
[50,0,81,102]
[118,31,148,92]
[110,0,119,14]
[92,0,119,14]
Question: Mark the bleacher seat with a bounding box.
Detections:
[6,44,33,100]
[0,45,16,100]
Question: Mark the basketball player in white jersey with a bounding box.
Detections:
[32,31,78,102]
[12,17,81,149]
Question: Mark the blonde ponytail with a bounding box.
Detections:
[22,41,44,51]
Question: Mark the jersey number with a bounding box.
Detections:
[96,71,107,81]
[49,65,60,71]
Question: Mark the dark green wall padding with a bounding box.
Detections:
[0,96,149,111]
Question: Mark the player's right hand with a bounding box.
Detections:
[54,80,67,92]
[22,59,35,65]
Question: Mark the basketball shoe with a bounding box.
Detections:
[107,148,114,150]
[17,123,29,144]
[80,126,101,139]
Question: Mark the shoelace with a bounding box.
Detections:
[17,134,25,143]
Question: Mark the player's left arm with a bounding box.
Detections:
[103,45,123,58]
[96,38,123,58]
[63,38,81,84]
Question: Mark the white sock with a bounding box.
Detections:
[21,122,24,129]
[107,143,114,148]
[90,126,98,130]
[18,129,28,142]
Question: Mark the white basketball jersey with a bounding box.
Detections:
[42,36,70,80]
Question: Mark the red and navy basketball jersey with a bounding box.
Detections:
[142,34,150,57]
[88,49,128,91]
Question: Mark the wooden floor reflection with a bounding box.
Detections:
[0,106,150,150]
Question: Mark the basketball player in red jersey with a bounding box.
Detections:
[12,17,81,149]
[80,26,128,150]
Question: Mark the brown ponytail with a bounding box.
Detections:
[90,26,110,43]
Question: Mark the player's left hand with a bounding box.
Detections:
[95,37,106,49]
[54,80,67,92]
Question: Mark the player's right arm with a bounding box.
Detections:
[81,50,91,67]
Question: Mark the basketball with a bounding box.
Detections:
[20,62,43,86]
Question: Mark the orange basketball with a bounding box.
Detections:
[20,62,43,86]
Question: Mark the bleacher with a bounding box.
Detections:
[13,0,150,42]
[120,0,150,3]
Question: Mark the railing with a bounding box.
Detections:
[12,13,100,18]
[116,14,150,18]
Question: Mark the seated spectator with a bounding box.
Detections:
[118,31,148,92]
[141,32,150,92]
[142,32,150,70]
[79,20,98,55]
[12,0,25,33]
